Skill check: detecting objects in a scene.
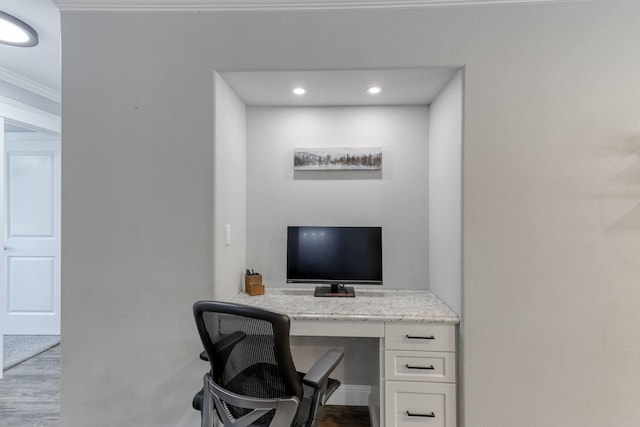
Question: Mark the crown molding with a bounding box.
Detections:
[0,95,61,134]
[0,67,61,104]
[53,0,590,12]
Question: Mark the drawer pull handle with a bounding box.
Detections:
[406,334,435,340]
[406,411,435,418]
[406,364,435,370]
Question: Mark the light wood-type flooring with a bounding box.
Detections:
[0,345,60,426]
[0,345,370,426]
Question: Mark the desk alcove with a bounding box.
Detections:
[232,289,459,427]
[214,68,463,426]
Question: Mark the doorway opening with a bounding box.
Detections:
[1,117,61,375]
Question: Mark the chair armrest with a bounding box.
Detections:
[301,349,343,389]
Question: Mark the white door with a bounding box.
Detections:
[3,132,61,335]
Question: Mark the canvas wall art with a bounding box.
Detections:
[294,147,382,171]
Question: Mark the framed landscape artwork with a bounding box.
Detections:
[294,147,382,171]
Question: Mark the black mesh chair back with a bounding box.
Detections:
[195,301,303,426]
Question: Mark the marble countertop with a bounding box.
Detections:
[231,288,459,324]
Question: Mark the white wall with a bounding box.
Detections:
[0,117,3,379]
[60,17,214,423]
[428,70,463,315]
[58,2,640,426]
[246,106,429,289]
[213,72,247,300]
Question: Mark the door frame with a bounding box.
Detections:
[0,96,60,378]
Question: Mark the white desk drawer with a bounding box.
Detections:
[385,381,456,427]
[385,350,455,382]
[385,323,455,351]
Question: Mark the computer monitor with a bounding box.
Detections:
[286,226,382,297]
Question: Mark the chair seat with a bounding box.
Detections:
[192,376,342,426]
[225,363,286,425]
[227,363,286,399]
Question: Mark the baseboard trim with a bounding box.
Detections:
[325,384,371,406]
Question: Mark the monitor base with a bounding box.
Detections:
[314,285,356,298]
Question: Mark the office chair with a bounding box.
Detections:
[193,301,343,427]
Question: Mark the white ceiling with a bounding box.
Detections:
[220,68,459,106]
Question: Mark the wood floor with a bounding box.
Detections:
[0,345,370,426]
[319,405,371,426]
[0,345,60,426]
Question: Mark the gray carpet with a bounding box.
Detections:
[3,335,61,371]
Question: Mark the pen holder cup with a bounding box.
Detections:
[245,274,265,296]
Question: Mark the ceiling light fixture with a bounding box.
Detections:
[368,86,382,95]
[0,11,38,47]
[293,87,306,95]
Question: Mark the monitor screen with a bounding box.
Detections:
[286,226,383,286]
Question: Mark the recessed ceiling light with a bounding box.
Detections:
[368,86,382,95]
[0,11,38,47]
[293,87,306,95]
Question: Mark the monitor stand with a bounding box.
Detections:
[314,284,356,298]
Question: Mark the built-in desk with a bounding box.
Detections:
[231,289,459,427]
